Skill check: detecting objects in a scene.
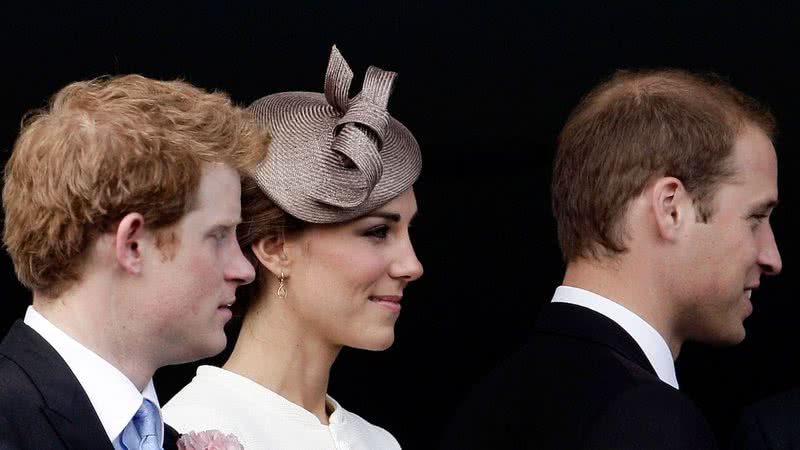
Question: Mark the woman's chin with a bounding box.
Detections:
[356,331,396,351]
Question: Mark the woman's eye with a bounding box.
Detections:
[365,225,389,239]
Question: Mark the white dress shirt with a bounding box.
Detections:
[164,365,401,450]
[551,286,679,389]
[24,306,163,449]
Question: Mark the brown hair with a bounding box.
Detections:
[552,69,775,262]
[3,75,269,297]
[234,176,306,313]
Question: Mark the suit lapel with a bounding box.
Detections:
[534,302,659,377]
[164,423,181,450]
[0,321,115,450]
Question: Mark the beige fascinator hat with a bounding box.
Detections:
[247,46,421,223]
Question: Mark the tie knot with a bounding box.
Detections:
[122,398,162,450]
[136,398,160,432]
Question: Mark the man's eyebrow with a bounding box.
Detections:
[215,218,243,228]
[753,199,779,214]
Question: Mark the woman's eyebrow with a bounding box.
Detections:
[363,211,401,222]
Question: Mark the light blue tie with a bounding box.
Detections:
[120,399,163,450]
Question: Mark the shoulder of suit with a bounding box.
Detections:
[582,383,716,449]
[732,389,800,449]
[741,388,800,431]
[0,354,41,404]
[0,355,61,449]
[494,331,659,386]
[600,383,705,416]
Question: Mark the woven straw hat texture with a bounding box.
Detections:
[248,46,421,223]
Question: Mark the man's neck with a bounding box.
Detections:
[563,258,683,358]
[33,289,156,391]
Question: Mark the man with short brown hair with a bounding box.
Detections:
[0,75,267,449]
[442,70,782,449]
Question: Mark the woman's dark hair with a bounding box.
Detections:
[234,176,306,315]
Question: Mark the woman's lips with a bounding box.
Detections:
[369,295,402,312]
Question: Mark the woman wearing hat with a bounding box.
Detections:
[163,47,423,449]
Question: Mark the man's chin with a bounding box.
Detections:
[173,337,228,365]
[701,325,747,347]
[684,318,746,347]
[203,336,229,359]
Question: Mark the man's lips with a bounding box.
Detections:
[218,299,235,309]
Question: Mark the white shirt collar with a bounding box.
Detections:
[23,306,163,445]
[551,286,679,389]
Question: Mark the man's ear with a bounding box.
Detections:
[251,236,290,278]
[115,212,146,274]
[651,176,691,242]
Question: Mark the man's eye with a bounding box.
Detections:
[750,214,768,229]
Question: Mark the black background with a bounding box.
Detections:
[2,1,799,448]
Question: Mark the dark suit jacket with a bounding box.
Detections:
[731,388,800,450]
[440,302,718,449]
[0,320,180,450]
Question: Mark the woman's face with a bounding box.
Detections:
[283,189,423,350]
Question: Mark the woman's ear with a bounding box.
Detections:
[114,212,146,274]
[251,236,290,277]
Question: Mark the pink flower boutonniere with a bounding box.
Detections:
[177,430,244,450]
